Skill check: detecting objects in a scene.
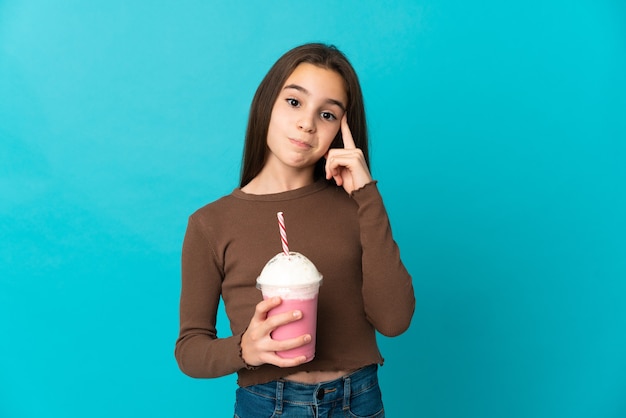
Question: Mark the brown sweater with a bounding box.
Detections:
[175,180,415,387]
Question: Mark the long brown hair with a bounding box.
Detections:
[239,43,369,188]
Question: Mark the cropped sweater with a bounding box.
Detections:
[175,180,415,387]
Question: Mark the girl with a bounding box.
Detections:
[175,43,415,417]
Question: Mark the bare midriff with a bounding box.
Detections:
[284,369,352,384]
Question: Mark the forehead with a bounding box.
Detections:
[283,63,348,106]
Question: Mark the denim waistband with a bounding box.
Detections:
[242,364,379,406]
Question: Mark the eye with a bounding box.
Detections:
[286,98,300,107]
[321,112,337,121]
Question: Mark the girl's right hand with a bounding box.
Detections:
[240,297,311,368]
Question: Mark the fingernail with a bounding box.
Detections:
[293,311,302,318]
[304,335,311,343]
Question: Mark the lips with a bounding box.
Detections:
[289,138,313,148]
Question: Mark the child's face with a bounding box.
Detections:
[265,63,348,174]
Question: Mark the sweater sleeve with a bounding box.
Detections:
[351,182,415,336]
[174,215,250,378]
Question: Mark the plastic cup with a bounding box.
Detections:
[256,252,323,362]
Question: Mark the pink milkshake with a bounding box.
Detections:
[256,251,323,362]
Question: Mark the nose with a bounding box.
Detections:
[297,114,316,133]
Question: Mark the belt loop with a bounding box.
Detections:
[275,380,284,414]
[343,375,351,411]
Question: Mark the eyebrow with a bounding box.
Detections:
[283,84,346,112]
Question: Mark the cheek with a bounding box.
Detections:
[266,112,284,139]
[323,125,341,147]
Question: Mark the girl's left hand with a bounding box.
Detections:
[325,114,372,194]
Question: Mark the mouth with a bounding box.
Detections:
[289,138,313,149]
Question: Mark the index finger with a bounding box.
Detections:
[255,296,281,318]
[341,114,356,149]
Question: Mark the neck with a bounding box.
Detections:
[241,166,315,194]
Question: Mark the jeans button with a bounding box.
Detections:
[316,388,324,400]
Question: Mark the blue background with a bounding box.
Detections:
[1,1,625,417]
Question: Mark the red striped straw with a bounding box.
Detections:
[277,211,289,256]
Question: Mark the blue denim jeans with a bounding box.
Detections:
[234,364,385,417]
